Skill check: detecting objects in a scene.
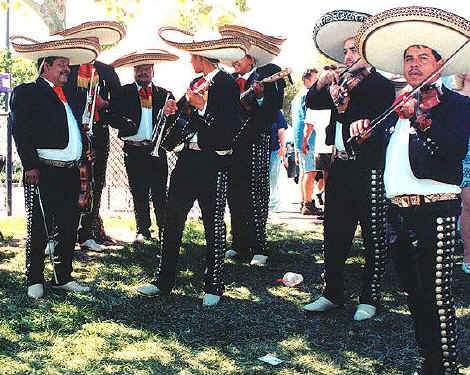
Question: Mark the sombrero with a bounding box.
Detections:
[158,26,250,65]
[52,21,126,45]
[111,49,179,68]
[313,10,371,63]
[10,35,100,65]
[356,6,470,75]
[219,24,283,66]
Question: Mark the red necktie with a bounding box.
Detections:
[236,77,246,93]
[53,87,67,103]
[139,86,152,99]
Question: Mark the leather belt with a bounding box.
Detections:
[124,140,153,147]
[186,142,233,156]
[333,149,353,161]
[39,157,80,168]
[390,193,459,208]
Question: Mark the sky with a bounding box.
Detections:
[1,0,470,96]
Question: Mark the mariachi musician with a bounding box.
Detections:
[9,35,100,298]
[302,10,396,321]
[219,25,286,266]
[351,7,470,374]
[136,27,246,307]
[109,50,178,243]
[54,21,125,251]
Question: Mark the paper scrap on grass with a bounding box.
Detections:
[258,354,284,365]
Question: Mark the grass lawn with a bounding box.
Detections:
[0,216,469,375]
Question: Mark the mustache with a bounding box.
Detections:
[408,69,422,75]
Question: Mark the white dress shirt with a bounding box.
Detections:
[37,77,82,161]
[122,83,153,142]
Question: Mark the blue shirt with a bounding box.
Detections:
[270,110,288,152]
[291,88,311,152]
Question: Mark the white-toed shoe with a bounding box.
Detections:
[27,283,44,299]
[52,281,90,293]
[202,293,220,307]
[225,249,238,259]
[227,233,233,242]
[250,254,268,265]
[80,239,102,252]
[353,304,376,321]
[462,262,470,274]
[136,283,161,297]
[303,296,339,312]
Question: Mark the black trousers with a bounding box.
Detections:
[24,165,80,286]
[389,199,460,375]
[152,149,228,295]
[228,133,270,259]
[321,158,387,306]
[77,125,109,243]
[123,145,168,236]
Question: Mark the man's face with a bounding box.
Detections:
[190,54,203,73]
[343,37,360,68]
[134,64,154,86]
[303,73,317,89]
[232,55,254,75]
[403,46,443,88]
[43,57,70,87]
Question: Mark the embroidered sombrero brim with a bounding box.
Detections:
[52,21,126,45]
[356,6,470,75]
[111,49,179,68]
[218,26,281,66]
[10,35,100,65]
[219,25,285,45]
[314,10,371,63]
[158,26,250,64]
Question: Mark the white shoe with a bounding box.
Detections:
[225,249,238,259]
[27,283,44,299]
[52,281,90,293]
[80,239,102,252]
[353,304,376,321]
[202,293,220,306]
[227,233,233,242]
[136,283,160,296]
[462,262,470,274]
[303,296,339,312]
[250,254,268,265]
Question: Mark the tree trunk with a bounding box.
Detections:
[21,0,66,33]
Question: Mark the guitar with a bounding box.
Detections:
[233,67,292,145]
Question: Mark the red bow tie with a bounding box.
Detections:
[236,77,246,93]
[53,87,67,103]
[139,86,152,99]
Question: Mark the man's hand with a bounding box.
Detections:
[185,89,206,110]
[85,150,96,164]
[317,69,340,91]
[349,119,371,138]
[397,96,417,119]
[25,169,40,185]
[301,138,310,155]
[295,151,299,166]
[252,81,264,99]
[163,99,178,116]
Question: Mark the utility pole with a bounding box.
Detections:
[5,0,12,216]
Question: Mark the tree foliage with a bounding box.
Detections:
[166,0,250,32]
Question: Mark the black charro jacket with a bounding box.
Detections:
[9,77,82,171]
[380,86,470,186]
[306,68,395,169]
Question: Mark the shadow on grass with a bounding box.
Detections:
[0,222,469,374]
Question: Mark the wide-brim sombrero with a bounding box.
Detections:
[219,25,282,66]
[111,49,179,68]
[51,21,126,45]
[10,35,100,65]
[356,6,470,75]
[158,26,250,65]
[313,10,371,64]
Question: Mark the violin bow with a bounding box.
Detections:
[348,37,470,143]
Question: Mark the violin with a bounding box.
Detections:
[330,65,370,113]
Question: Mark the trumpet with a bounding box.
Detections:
[150,92,171,157]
